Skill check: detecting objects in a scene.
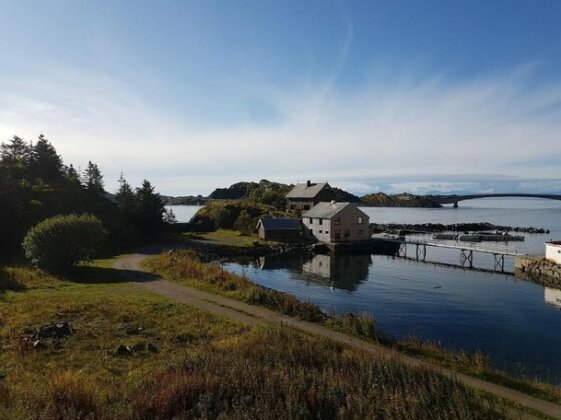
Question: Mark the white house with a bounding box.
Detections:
[302,202,370,243]
[546,241,561,265]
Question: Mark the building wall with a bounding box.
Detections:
[546,243,561,265]
[315,188,337,204]
[258,224,302,241]
[330,205,370,242]
[303,217,333,243]
[286,187,337,211]
[287,198,315,211]
[302,205,370,243]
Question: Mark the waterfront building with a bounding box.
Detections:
[546,241,561,265]
[256,218,303,241]
[285,180,337,211]
[302,202,370,243]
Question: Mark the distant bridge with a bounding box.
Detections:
[428,193,561,208]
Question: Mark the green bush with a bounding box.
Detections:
[22,214,106,271]
[190,200,284,232]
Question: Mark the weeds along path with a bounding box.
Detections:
[113,252,561,419]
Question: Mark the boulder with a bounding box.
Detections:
[131,343,146,352]
[34,322,73,340]
[116,345,132,356]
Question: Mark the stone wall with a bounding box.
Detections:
[515,255,561,289]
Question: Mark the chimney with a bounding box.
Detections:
[306,180,311,187]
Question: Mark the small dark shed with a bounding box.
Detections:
[257,218,303,241]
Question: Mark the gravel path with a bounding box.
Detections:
[113,252,561,418]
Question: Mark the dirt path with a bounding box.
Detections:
[113,252,561,418]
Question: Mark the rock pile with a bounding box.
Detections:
[372,222,549,235]
[518,258,561,289]
[22,321,73,351]
[115,342,159,356]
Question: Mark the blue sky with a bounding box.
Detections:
[1,1,561,195]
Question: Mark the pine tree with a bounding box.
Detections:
[65,164,81,186]
[1,136,31,166]
[135,179,165,237]
[115,173,136,215]
[30,134,63,181]
[82,161,104,194]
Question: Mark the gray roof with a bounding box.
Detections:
[303,202,353,219]
[285,182,330,199]
[258,218,302,231]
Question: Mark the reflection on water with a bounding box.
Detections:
[257,253,371,292]
[303,254,371,291]
[545,287,561,309]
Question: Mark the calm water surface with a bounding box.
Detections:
[166,205,202,223]
[171,199,561,383]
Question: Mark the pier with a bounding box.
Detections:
[384,238,524,272]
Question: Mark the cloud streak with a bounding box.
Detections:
[1,64,561,195]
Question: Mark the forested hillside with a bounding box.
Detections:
[0,135,168,257]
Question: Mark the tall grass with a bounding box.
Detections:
[131,326,506,419]
[46,371,101,419]
[145,250,325,322]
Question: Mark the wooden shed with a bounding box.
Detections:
[256,218,303,241]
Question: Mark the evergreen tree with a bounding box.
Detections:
[30,134,63,181]
[135,179,165,237]
[83,161,104,193]
[0,135,31,166]
[65,164,81,186]
[115,173,136,215]
[164,208,177,224]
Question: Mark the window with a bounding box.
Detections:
[309,218,313,224]
[358,217,363,224]
[318,219,323,225]
[303,205,310,210]
[334,217,340,225]
[319,230,323,234]
[325,231,329,234]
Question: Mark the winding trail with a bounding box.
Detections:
[113,252,561,418]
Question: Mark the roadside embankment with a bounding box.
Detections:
[516,256,561,289]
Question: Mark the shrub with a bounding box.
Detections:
[233,210,255,235]
[22,214,106,271]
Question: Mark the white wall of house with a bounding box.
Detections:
[302,205,370,243]
[303,216,332,242]
[546,242,561,265]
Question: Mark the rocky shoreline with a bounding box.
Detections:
[516,257,561,289]
[371,222,550,235]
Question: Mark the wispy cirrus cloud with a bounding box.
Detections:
[1,64,561,195]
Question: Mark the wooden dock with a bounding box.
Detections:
[381,237,524,271]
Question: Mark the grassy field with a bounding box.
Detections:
[0,264,514,419]
[182,229,278,248]
[144,250,561,408]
